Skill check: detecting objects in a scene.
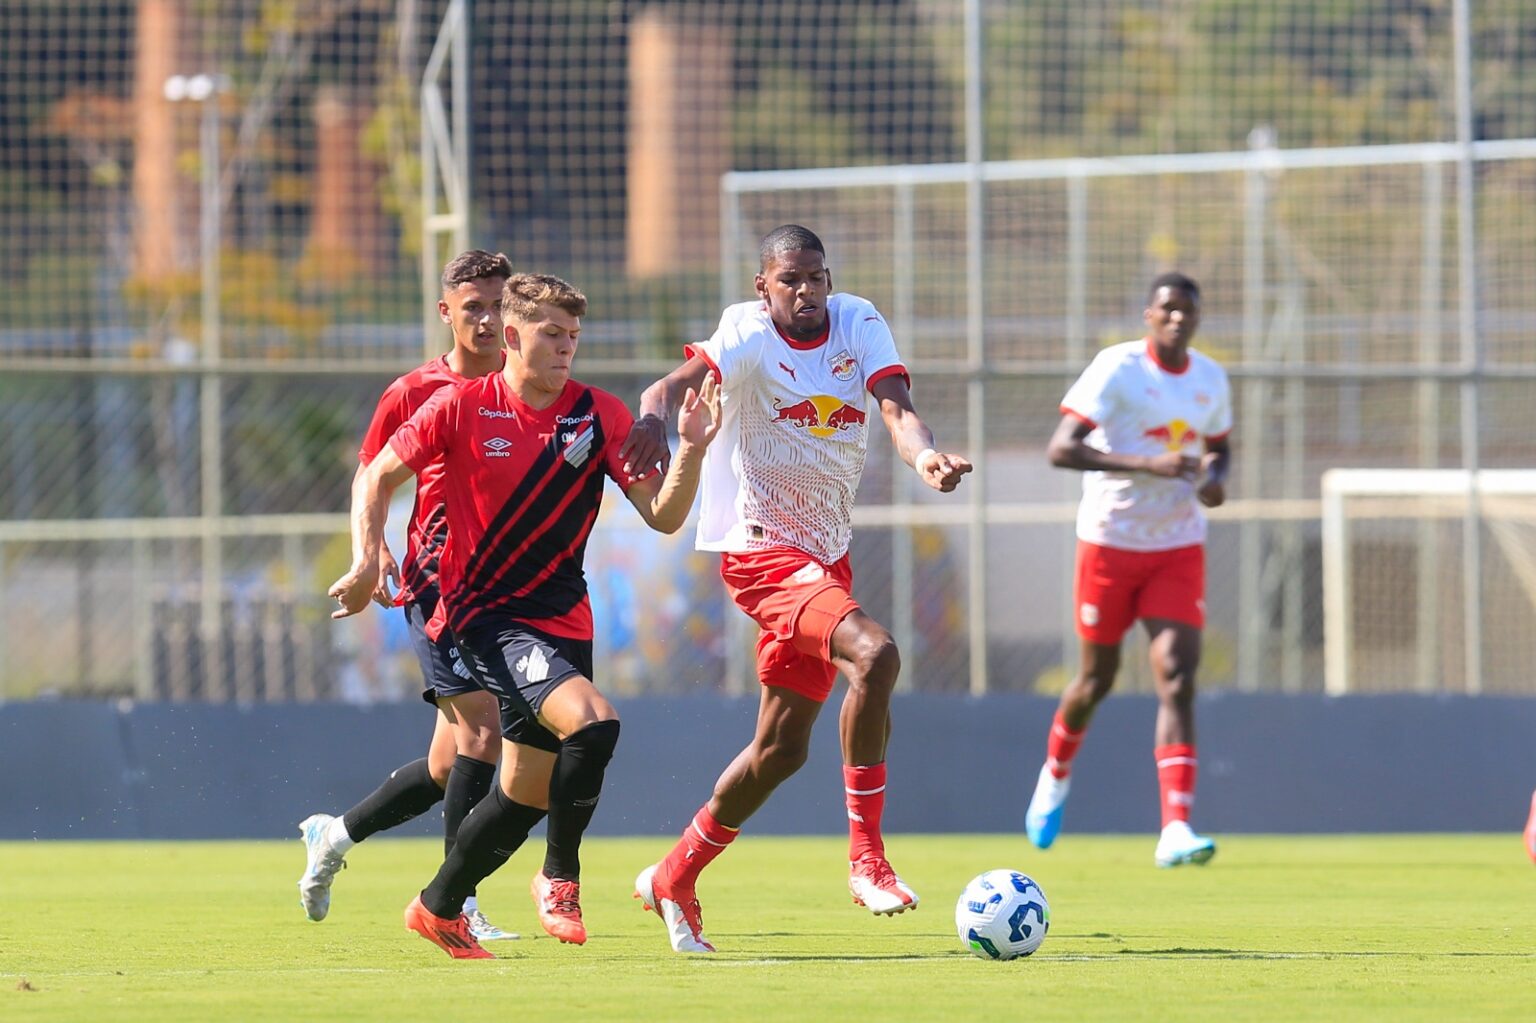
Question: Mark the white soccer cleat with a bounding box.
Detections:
[465,907,519,941]
[1025,764,1071,850]
[634,863,715,953]
[1154,819,1217,868]
[849,856,919,915]
[296,813,347,921]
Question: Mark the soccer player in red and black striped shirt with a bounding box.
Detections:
[329,272,720,958]
[296,250,516,940]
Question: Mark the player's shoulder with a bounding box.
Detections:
[388,355,457,398]
[569,379,632,420]
[829,292,884,325]
[1185,346,1229,378]
[719,299,769,330]
[1090,339,1147,372]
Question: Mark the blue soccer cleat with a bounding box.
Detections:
[1025,765,1071,850]
[1154,820,1217,868]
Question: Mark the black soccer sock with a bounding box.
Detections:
[442,753,497,900]
[542,720,621,882]
[340,757,444,843]
[420,785,547,919]
[442,754,497,860]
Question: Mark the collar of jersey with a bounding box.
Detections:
[1144,338,1191,375]
[492,372,575,417]
[771,315,831,350]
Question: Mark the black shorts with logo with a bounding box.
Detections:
[454,617,594,753]
[406,597,483,706]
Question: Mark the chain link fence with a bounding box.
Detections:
[2,0,1534,700]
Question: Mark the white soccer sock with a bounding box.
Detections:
[325,816,356,854]
[463,896,479,914]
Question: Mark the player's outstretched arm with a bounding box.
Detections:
[625,374,721,533]
[1047,414,1199,479]
[329,444,416,619]
[871,375,973,493]
[348,462,402,608]
[621,355,715,480]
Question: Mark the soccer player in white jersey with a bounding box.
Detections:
[1024,272,1231,868]
[618,224,972,952]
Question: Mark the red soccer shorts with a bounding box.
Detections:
[1074,540,1205,644]
[720,547,860,703]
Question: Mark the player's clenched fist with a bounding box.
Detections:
[916,450,973,493]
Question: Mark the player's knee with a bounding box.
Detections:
[562,718,621,769]
[845,629,900,691]
[756,733,811,780]
[458,728,499,762]
[1073,667,1117,704]
[1156,662,1197,706]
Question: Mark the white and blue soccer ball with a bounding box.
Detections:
[955,869,1050,961]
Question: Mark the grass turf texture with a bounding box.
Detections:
[4,835,1532,1021]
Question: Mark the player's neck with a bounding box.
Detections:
[773,316,830,346]
[501,364,564,410]
[446,345,503,379]
[1145,336,1190,373]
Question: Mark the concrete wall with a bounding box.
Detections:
[6,694,1535,840]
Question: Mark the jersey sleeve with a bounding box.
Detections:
[387,385,456,473]
[1206,366,1234,441]
[358,377,410,464]
[684,304,762,385]
[854,306,910,392]
[598,393,641,492]
[1060,349,1119,428]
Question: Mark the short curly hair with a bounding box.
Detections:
[502,272,588,322]
[440,249,513,291]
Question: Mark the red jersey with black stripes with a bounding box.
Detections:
[387,372,639,641]
[359,354,489,605]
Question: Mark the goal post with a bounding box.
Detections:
[1322,468,1536,696]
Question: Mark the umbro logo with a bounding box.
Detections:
[484,437,512,458]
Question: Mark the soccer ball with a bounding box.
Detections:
[955,869,1050,961]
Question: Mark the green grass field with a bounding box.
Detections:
[4,835,1533,1021]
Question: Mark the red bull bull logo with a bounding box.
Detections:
[772,394,868,438]
[1143,418,1199,452]
[771,397,821,427]
[824,403,867,431]
[828,349,858,381]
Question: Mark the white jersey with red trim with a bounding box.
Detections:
[1060,339,1232,552]
[687,294,908,563]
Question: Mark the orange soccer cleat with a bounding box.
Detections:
[530,871,587,945]
[404,894,494,960]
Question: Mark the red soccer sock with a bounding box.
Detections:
[844,763,887,864]
[658,806,738,890]
[1046,713,1088,779]
[1155,743,1198,828]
